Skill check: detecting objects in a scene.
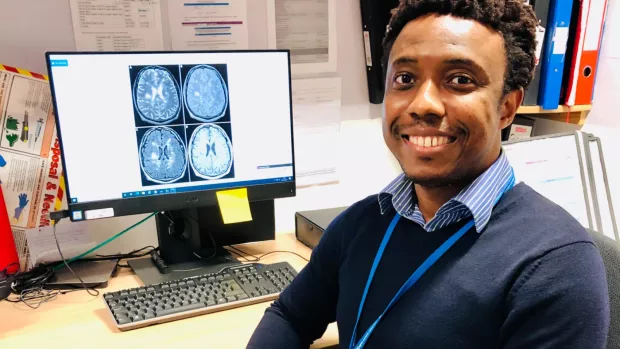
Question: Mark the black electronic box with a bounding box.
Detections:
[295,207,348,249]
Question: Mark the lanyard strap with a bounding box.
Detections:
[349,173,516,349]
[348,215,475,349]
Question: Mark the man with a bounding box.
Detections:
[248,0,610,347]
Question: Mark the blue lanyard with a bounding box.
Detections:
[349,174,515,349]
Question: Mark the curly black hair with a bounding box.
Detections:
[382,0,539,94]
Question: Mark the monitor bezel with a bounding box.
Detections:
[45,49,296,220]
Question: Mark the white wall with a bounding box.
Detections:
[585,0,620,127]
[582,0,620,236]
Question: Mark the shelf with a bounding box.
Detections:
[517,104,592,125]
[517,104,592,114]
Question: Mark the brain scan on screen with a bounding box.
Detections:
[189,124,233,180]
[183,65,229,122]
[133,66,181,125]
[139,127,188,184]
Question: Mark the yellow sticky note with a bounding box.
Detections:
[216,188,253,224]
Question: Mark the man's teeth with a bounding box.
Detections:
[409,136,452,147]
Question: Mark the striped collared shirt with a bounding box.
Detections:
[378,150,514,233]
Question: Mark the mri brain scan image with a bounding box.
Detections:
[183,65,229,122]
[133,66,181,125]
[189,124,233,180]
[139,127,187,184]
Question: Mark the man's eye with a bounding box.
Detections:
[449,76,474,85]
[395,74,414,85]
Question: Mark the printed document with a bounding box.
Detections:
[292,77,342,187]
[267,0,337,74]
[168,0,249,50]
[69,0,165,51]
[25,221,95,268]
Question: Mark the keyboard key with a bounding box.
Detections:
[156,302,205,317]
[117,317,132,325]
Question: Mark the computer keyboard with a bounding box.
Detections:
[103,261,297,331]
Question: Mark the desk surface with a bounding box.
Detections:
[0,233,339,349]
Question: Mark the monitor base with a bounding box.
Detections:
[129,200,275,285]
[127,251,241,286]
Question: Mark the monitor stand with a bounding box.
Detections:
[128,200,276,286]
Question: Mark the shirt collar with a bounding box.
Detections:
[378,150,514,233]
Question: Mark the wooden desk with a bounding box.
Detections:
[0,233,339,349]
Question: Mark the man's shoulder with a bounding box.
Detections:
[327,194,383,226]
[491,183,597,261]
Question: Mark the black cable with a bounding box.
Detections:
[184,212,218,260]
[10,264,54,293]
[52,220,99,298]
[166,211,218,260]
[5,288,83,309]
[1,262,20,276]
[78,245,159,262]
[96,245,158,258]
[229,246,259,261]
[160,211,219,273]
[256,251,309,263]
[229,246,310,263]
[226,248,256,262]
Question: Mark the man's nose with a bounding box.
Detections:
[405,79,445,124]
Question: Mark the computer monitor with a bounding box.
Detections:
[45,50,296,280]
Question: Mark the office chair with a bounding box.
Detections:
[587,228,620,349]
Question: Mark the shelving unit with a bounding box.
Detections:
[516,104,592,125]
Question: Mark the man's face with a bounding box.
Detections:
[382,14,522,187]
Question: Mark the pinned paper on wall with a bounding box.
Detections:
[68,0,165,51]
[266,0,338,75]
[216,188,252,224]
[291,77,342,187]
[168,0,249,51]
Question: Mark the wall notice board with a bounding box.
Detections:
[0,0,370,105]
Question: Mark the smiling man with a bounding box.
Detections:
[247,0,610,348]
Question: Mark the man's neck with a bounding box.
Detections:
[414,183,465,222]
[413,149,503,222]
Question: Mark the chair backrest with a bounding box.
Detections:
[587,228,620,349]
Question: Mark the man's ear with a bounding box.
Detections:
[499,88,524,129]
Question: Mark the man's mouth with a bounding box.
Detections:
[401,134,457,148]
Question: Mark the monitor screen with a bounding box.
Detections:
[46,50,295,219]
